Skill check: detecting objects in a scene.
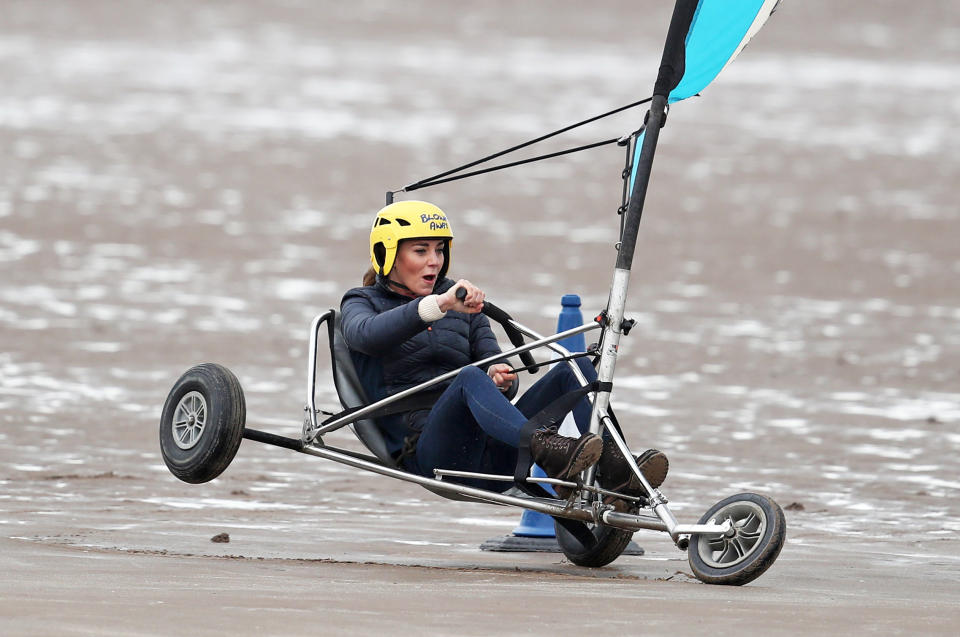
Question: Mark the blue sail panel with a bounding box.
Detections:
[669,0,780,103]
[628,129,646,191]
[629,0,779,188]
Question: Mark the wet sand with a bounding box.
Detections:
[2,1,959,634]
[2,535,958,636]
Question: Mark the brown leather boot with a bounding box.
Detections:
[598,439,669,509]
[530,426,603,488]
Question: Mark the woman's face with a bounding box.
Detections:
[389,239,445,297]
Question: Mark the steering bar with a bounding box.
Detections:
[456,286,540,373]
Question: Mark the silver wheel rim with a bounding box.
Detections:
[697,501,767,568]
[172,391,207,450]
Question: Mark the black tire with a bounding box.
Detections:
[555,520,634,567]
[159,363,245,484]
[688,492,786,585]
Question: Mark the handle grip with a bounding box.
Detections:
[453,285,539,373]
[481,301,539,374]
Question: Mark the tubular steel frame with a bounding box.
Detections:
[285,305,728,542]
[245,94,733,544]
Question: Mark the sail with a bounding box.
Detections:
[662,0,781,103]
[630,0,781,187]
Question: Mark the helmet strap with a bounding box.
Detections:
[379,272,416,296]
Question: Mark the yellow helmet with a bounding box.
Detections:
[369,200,453,279]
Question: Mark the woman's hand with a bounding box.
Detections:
[438,279,484,314]
[486,363,516,392]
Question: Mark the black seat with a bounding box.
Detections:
[326,309,520,472]
[328,311,397,467]
[324,309,535,503]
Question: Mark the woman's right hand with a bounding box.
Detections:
[438,279,484,314]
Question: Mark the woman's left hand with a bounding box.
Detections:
[487,363,516,391]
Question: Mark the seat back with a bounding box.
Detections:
[329,311,397,466]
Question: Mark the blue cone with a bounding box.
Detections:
[511,294,585,538]
[511,464,557,537]
[482,294,643,555]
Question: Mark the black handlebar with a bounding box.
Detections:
[455,286,540,373]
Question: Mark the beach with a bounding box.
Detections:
[2,1,959,634]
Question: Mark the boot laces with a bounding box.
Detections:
[536,426,572,453]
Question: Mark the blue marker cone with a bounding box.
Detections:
[480,295,645,556]
[510,465,556,537]
[510,294,586,538]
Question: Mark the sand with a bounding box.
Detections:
[2,1,958,634]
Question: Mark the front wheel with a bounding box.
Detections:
[688,492,786,585]
[555,520,635,567]
[159,363,245,484]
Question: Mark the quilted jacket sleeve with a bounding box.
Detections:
[340,287,426,356]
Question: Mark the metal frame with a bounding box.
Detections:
[293,297,730,543]
[256,93,732,545]
[304,316,600,441]
[250,427,731,538]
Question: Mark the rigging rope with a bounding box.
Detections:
[404,137,621,191]
[506,347,598,376]
[392,96,653,197]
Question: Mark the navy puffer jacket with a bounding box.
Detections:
[340,277,504,398]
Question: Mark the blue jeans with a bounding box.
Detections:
[405,358,597,492]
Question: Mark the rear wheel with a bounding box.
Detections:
[159,363,245,484]
[555,520,635,567]
[688,492,785,585]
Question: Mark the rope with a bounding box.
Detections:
[507,348,597,376]
[395,96,653,194]
[618,127,641,241]
[404,137,621,191]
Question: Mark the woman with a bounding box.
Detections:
[340,200,667,501]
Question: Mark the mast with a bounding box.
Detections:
[615,93,666,272]
[588,0,700,435]
[618,0,698,269]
